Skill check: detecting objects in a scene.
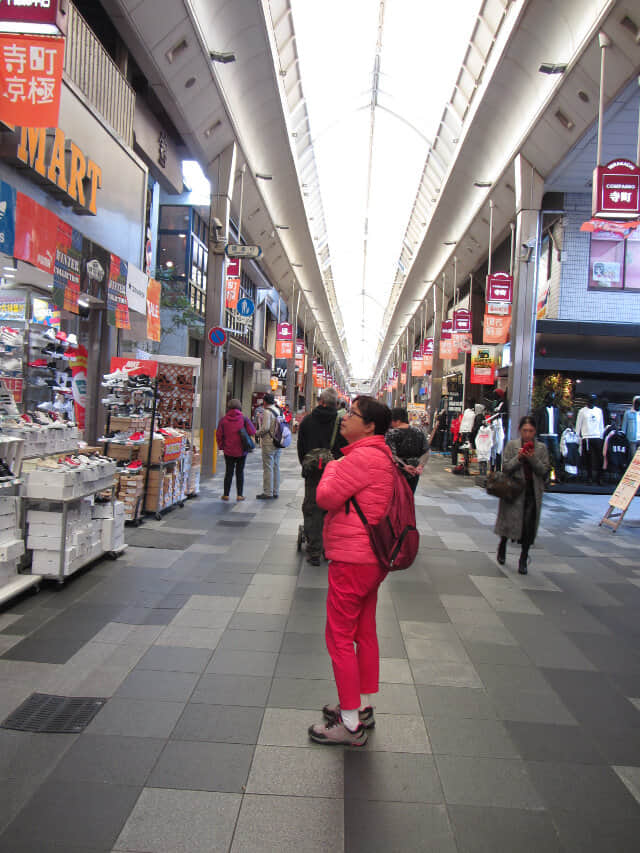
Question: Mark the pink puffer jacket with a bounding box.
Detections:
[316,434,395,564]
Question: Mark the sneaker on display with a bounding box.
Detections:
[28,358,49,367]
[66,333,78,346]
[129,431,145,442]
[125,460,143,472]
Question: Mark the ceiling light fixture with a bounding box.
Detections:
[539,62,567,74]
[210,50,236,63]
[443,241,457,246]
[555,109,575,130]
[185,77,196,88]
[292,263,303,268]
[255,173,273,181]
[275,224,289,230]
[203,120,222,138]
[166,38,188,64]
[473,180,492,188]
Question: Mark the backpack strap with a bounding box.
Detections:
[349,496,369,527]
[329,415,340,451]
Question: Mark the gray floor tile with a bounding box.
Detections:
[205,648,278,677]
[172,703,264,744]
[274,652,333,679]
[345,801,456,853]
[148,739,254,792]
[218,629,283,652]
[228,612,288,631]
[345,751,443,803]
[551,811,640,853]
[366,713,432,753]
[246,744,343,796]
[191,673,271,706]
[463,640,532,667]
[114,787,241,853]
[0,730,76,782]
[135,645,213,673]
[427,716,520,758]
[435,755,545,810]
[268,677,337,710]
[504,721,603,764]
[417,685,497,719]
[115,668,199,701]
[526,760,640,818]
[0,779,141,849]
[231,794,343,853]
[447,804,564,853]
[86,697,185,738]
[48,734,164,785]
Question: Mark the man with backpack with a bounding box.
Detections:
[297,387,348,565]
[308,396,418,747]
[385,407,430,493]
[256,392,290,499]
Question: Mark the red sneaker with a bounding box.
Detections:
[129,431,145,442]
[126,460,143,471]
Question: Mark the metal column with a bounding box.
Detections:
[201,143,237,478]
[507,155,544,435]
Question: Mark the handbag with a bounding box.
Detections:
[301,414,341,478]
[239,418,255,452]
[485,470,524,501]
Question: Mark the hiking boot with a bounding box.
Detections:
[322,703,375,729]
[308,718,368,746]
[256,493,273,500]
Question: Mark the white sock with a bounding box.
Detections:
[359,694,372,710]
[341,708,360,731]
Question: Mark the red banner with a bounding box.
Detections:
[487,272,513,304]
[70,345,88,430]
[400,361,407,383]
[422,338,433,372]
[14,191,57,273]
[483,312,511,344]
[453,308,472,333]
[146,278,161,342]
[0,1,63,30]
[593,159,640,219]
[225,276,240,309]
[0,34,65,128]
[110,357,159,378]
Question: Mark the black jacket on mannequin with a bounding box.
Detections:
[535,405,560,437]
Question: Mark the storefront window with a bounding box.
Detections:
[159,206,191,231]
[157,233,187,278]
[587,230,640,291]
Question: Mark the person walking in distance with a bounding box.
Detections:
[308,396,394,746]
[256,392,282,499]
[385,406,430,493]
[495,415,550,574]
[297,387,347,565]
[215,399,256,502]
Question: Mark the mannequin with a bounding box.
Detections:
[560,412,580,479]
[621,396,640,453]
[576,395,604,484]
[534,392,562,479]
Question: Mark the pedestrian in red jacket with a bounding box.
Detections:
[215,399,256,501]
[308,396,394,746]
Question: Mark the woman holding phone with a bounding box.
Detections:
[495,415,550,574]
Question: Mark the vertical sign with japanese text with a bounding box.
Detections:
[0,33,65,127]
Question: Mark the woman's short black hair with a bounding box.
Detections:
[353,396,392,435]
[518,415,536,431]
[390,407,409,423]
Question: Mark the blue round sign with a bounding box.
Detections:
[236,297,255,318]
[208,326,226,347]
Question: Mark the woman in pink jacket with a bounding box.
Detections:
[308,396,394,746]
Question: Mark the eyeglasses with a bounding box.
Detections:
[347,409,364,420]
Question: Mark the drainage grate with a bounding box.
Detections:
[1,693,106,733]
[217,519,251,527]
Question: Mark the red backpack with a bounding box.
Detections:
[349,451,420,572]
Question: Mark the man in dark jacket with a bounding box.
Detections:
[297,388,347,565]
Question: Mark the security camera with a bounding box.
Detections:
[212,216,223,230]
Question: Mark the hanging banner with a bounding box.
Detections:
[592,159,640,219]
[69,345,88,430]
[470,344,497,384]
[295,338,305,370]
[580,217,640,238]
[275,321,293,359]
[126,264,148,316]
[453,308,472,333]
[483,311,511,344]
[0,34,65,128]
[486,272,513,305]
[81,237,109,301]
[0,1,66,34]
[14,191,57,273]
[391,368,398,390]
[441,319,453,339]
[107,254,130,329]
[400,361,407,384]
[146,277,161,342]
[422,338,434,372]
[412,348,425,376]
[52,218,81,314]
[225,276,240,309]
[31,294,58,326]
[0,180,16,256]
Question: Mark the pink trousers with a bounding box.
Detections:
[325,559,387,710]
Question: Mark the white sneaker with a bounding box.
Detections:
[103,368,129,383]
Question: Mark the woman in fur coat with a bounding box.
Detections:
[495,415,550,574]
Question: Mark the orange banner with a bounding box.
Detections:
[0,34,65,128]
[483,312,511,344]
[225,276,240,309]
[439,338,454,359]
[276,340,294,359]
[146,278,161,342]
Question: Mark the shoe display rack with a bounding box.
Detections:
[26,325,78,422]
[22,454,124,583]
[0,436,39,607]
[101,356,201,523]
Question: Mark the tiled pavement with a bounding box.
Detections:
[0,448,639,851]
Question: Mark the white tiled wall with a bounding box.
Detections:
[558,193,640,322]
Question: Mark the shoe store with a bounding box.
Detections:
[0,72,201,604]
